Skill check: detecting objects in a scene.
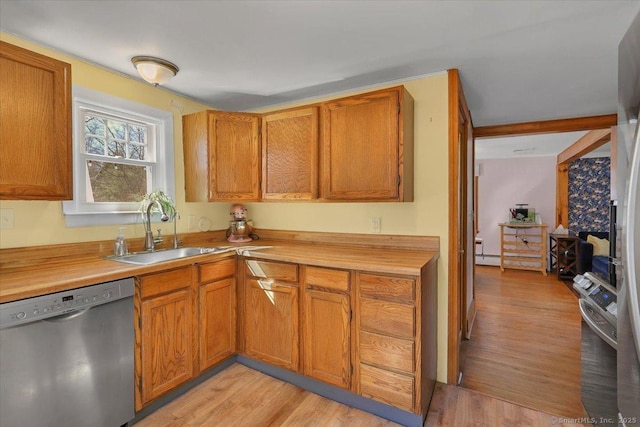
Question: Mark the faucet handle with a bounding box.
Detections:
[154,229,164,245]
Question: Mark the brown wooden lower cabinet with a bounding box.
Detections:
[135,258,237,410]
[244,271,300,371]
[135,266,197,410]
[355,271,429,414]
[198,258,237,372]
[302,266,351,389]
[134,255,437,419]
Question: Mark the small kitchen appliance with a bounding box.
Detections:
[227,204,255,243]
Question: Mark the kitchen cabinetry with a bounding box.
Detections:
[499,223,548,276]
[0,41,72,200]
[183,110,261,202]
[183,85,414,203]
[302,266,351,389]
[262,107,319,200]
[198,258,236,372]
[321,86,414,201]
[243,259,299,371]
[356,272,417,412]
[135,258,237,410]
[135,266,197,410]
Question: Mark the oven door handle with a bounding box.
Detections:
[44,308,91,322]
[579,299,617,350]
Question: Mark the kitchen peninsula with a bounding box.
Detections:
[0,230,438,427]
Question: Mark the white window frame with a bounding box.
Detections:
[63,86,174,227]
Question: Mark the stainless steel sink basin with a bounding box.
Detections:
[106,246,234,265]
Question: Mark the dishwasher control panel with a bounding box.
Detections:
[0,278,134,329]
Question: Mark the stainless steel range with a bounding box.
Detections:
[0,278,135,427]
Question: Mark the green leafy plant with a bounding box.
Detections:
[139,190,176,220]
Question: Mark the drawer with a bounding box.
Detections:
[360,298,414,339]
[359,273,415,304]
[200,258,236,283]
[245,260,298,282]
[305,266,350,292]
[359,330,414,373]
[139,266,194,299]
[360,363,414,412]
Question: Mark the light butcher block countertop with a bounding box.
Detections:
[0,230,439,304]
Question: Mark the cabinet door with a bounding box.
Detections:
[245,279,299,371]
[303,289,350,389]
[322,87,411,201]
[199,277,236,371]
[137,267,196,409]
[140,290,194,405]
[262,107,318,200]
[209,111,260,201]
[0,41,72,200]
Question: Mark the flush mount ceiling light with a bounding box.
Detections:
[131,56,179,86]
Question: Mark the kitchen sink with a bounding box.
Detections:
[106,246,235,265]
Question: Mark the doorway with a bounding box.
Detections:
[450,114,617,414]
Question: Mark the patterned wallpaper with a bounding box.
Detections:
[568,157,610,232]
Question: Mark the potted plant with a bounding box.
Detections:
[139,190,177,221]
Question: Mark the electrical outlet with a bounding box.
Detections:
[370,217,381,234]
[188,215,197,230]
[0,209,14,229]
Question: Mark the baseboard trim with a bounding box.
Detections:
[237,355,424,427]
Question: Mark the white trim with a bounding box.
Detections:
[63,86,175,227]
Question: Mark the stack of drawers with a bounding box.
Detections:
[357,273,417,412]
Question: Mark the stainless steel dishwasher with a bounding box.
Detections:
[0,278,135,427]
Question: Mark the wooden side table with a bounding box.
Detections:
[549,233,580,281]
[499,223,548,276]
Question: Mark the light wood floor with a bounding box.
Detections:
[134,363,586,427]
[133,363,398,427]
[460,266,585,419]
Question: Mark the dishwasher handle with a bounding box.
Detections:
[45,308,91,322]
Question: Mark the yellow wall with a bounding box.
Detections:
[0,33,450,382]
[0,32,229,247]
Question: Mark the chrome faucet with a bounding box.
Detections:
[144,200,169,251]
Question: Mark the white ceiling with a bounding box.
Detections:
[1,1,638,127]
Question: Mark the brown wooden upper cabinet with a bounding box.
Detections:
[321,86,414,201]
[0,41,72,200]
[261,107,319,200]
[183,110,261,202]
[183,85,414,202]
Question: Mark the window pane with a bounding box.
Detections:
[107,140,126,158]
[86,136,105,155]
[129,143,145,160]
[85,116,105,136]
[86,160,148,202]
[129,125,146,143]
[107,120,126,140]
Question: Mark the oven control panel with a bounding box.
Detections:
[573,273,617,327]
[0,278,134,329]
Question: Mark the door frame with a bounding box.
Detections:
[447,69,474,384]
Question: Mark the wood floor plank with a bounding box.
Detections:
[460,266,586,419]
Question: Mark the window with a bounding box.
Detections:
[63,87,174,227]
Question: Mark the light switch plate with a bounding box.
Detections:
[370,217,381,234]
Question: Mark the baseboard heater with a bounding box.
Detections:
[475,254,500,266]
